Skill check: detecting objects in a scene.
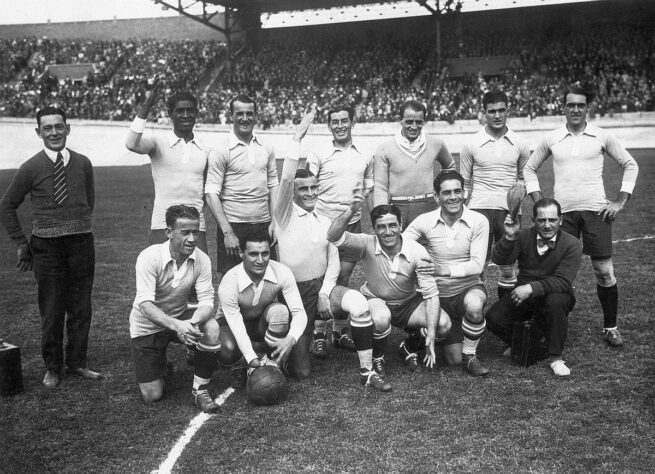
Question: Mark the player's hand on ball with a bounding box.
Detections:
[269,335,296,364]
[16,244,32,272]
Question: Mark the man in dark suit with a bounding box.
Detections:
[486,198,582,376]
[0,106,103,388]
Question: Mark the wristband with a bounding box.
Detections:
[130,117,146,133]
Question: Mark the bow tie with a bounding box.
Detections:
[537,238,555,250]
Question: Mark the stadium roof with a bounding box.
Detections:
[205,1,388,14]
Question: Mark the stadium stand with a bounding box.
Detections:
[0,1,653,125]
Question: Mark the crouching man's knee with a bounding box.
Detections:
[139,380,164,403]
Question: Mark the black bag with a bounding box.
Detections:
[0,340,24,396]
[510,318,549,367]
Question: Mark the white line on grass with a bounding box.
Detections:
[613,234,655,244]
[153,388,235,474]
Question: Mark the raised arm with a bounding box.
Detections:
[327,188,365,243]
[125,76,162,155]
[436,140,456,171]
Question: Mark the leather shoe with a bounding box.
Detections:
[43,370,60,388]
[462,354,490,377]
[67,367,104,380]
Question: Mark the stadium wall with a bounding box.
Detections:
[1,113,653,170]
[0,16,229,41]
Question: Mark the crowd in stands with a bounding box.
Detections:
[0,16,652,126]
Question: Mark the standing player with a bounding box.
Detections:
[460,90,530,299]
[129,205,221,412]
[306,105,373,351]
[275,109,389,391]
[486,198,582,376]
[205,94,278,285]
[327,199,451,380]
[125,76,209,251]
[524,86,639,347]
[374,100,456,229]
[0,106,102,387]
[217,232,308,386]
[404,170,491,376]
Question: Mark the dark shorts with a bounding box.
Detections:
[474,208,509,260]
[150,229,207,254]
[339,221,363,263]
[218,314,267,342]
[439,284,487,345]
[131,309,193,383]
[296,277,323,335]
[216,221,277,274]
[386,294,425,330]
[561,211,612,258]
[391,198,437,230]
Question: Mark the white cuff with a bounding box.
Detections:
[620,181,635,194]
[130,117,146,133]
[524,181,541,195]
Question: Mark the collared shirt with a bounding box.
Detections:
[129,242,214,338]
[537,234,557,255]
[306,142,374,224]
[205,131,278,223]
[404,206,489,297]
[524,123,639,213]
[43,147,71,166]
[217,260,307,363]
[333,232,438,305]
[126,121,208,230]
[460,127,530,210]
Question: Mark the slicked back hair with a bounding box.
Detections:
[295,168,316,179]
[564,85,594,104]
[327,105,354,124]
[399,100,426,119]
[165,204,200,228]
[239,230,271,252]
[37,106,67,127]
[230,94,258,114]
[482,90,509,109]
[370,204,402,227]
[167,91,198,112]
[533,198,562,218]
[433,169,465,194]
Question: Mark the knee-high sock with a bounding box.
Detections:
[351,324,373,370]
[597,284,619,329]
[462,318,486,356]
[194,346,218,381]
[404,329,424,353]
[314,319,328,337]
[332,318,348,335]
[372,326,391,359]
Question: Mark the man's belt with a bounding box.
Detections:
[390,192,435,203]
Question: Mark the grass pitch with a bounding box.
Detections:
[1,150,653,473]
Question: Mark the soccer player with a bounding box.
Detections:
[129,205,221,412]
[524,86,639,348]
[0,106,102,388]
[460,90,530,299]
[404,170,491,376]
[374,99,456,229]
[217,231,308,387]
[327,199,451,380]
[125,76,209,251]
[205,94,279,285]
[306,104,374,351]
[486,198,582,376]
[276,108,390,391]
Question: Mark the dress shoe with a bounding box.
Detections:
[67,367,104,380]
[462,354,490,377]
[43,370,60,388]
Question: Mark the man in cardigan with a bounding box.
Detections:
[0,106,102,388]
[374,100,456,229]
[486,198,582,376]
[125,76,209,251]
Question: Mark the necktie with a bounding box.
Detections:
[537,238,555,254]
[54,153,68,205]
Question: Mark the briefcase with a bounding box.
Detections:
[0,340,24,396]
[510,319,548,367]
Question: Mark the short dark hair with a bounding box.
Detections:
[165,204,200,228]
[433,170,465,194]
[482,91,508,109]
[370,204,402,227]
[239,230,271,252]
[327,105,354,124]
[229,94,258,114]
[37,106,67,127]
[167,91,198,112]
[295,168,315,179]
[399,100,426,119]
[533,198,561,217]
[564,86,594,105]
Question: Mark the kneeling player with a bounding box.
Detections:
[217,232,308,387]
[129,205,221,413]
[328,199,451,379]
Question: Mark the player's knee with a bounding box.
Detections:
[592,258,616,287]
[341,290,370,323]
[218,339,241,366]
[199,318,221,347]
[437,312,452,337]
[265,303,290,335]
